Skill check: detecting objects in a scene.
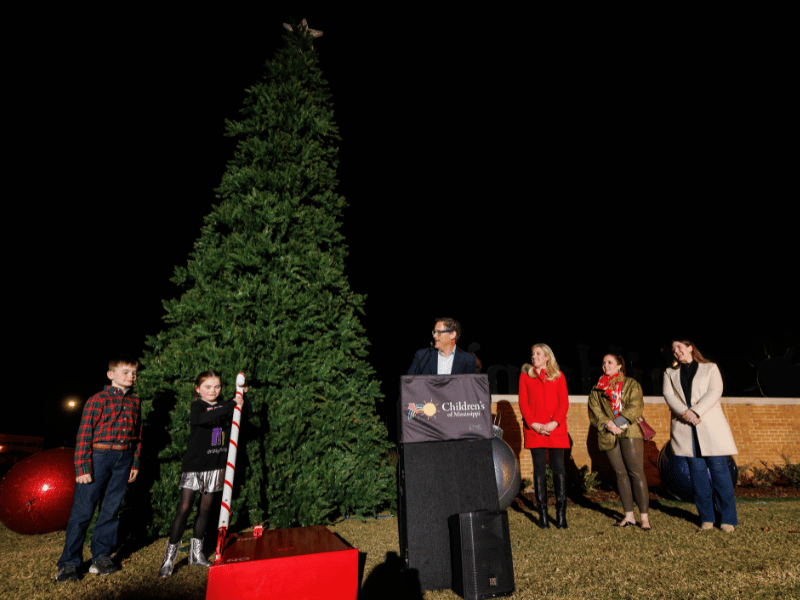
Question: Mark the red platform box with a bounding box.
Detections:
[206,525,358,600]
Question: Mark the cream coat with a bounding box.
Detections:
[663,362,738,457]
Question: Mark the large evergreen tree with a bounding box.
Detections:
[138,22,394,534]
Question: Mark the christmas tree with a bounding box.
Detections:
[138,20,394,534]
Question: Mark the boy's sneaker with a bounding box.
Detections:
[89,556,120,575]
[56,564,79,582]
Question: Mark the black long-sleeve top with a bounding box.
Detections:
[181,399,237,473]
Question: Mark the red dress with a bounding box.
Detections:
[518,370,570,449]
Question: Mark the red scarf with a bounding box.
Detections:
[597,374,624,416]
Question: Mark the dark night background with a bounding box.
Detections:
[7,7,797,449]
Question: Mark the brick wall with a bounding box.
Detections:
[492,396,800,487]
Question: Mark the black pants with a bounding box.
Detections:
[531,447,566,478]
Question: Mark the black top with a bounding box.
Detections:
[181,399,237,473]
[679,361,699,408]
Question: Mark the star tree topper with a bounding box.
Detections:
[282,19,323,38]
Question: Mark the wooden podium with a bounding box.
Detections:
[206,525,358,600]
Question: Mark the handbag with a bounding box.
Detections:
[637,417,656,441]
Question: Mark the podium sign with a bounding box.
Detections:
[400,374,492,443]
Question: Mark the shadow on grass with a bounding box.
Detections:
[358,551,423,600]
[647,498,698,524]
[510,487,626,524]
[115,529,152,566]
[510,491,539,526]
[101,586,204,600]
[567,493,624,522]
[567,493,698,526]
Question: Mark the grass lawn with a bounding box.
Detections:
[2,497,798,599]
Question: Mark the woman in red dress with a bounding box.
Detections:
[518,343,570,529]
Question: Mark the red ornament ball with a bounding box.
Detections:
[0,448,75,535]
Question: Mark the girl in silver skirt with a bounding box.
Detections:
[158,370,245,577]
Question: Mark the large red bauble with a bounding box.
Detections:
[0,448,75,535]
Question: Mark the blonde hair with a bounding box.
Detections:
[524,343,562,381]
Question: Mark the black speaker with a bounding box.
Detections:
[449,510,515,600]
[398,439,499,590]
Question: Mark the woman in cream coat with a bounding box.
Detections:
[663,339,738,531]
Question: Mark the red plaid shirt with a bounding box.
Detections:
[74,385,141,477]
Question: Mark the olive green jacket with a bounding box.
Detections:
[587,377,644,452]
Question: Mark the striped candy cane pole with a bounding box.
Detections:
[214,371,245,564]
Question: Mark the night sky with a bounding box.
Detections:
[10,8,797,446]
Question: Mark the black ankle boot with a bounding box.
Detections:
[554,473,567,529]
[534,475,550,529]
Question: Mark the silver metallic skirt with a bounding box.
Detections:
[178,468,224,493]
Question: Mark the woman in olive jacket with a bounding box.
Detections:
[588,354,651,529]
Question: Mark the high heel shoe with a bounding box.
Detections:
[612,519,636,528]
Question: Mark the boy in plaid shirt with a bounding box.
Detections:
[55,355,142,583]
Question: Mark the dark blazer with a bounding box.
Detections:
[407,346,477,375]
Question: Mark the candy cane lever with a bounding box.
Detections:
[214,372,245,565]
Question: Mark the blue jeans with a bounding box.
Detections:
[57,449,132,567]
[686,455,738,526]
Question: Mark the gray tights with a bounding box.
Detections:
[606,438,649,514]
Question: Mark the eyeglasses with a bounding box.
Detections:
[432,329,454,336]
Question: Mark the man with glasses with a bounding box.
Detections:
[407,318,477,375]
